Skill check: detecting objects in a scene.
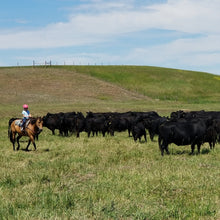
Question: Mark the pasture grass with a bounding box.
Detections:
[1,117,220,219]
[0,66,220,219]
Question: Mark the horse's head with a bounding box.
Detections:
[36,117,43,133]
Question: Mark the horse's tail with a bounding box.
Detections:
[9,128,13,143]
[8,123,15,143]
[8,124,11,138]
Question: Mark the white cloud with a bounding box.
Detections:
[0,0,220,49]
[147,0,220,34]
[1,0,220,74]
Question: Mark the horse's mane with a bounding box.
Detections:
[30,117,37,124]
[30,117,42,124]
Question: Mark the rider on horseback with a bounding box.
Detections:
[21,104,31,131]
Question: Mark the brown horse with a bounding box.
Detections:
[9,117,43,151]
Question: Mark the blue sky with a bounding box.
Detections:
[0,0,220,75]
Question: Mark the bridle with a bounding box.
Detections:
[24,119,42,134]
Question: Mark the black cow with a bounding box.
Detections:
[158,119,210,156]
[132,121,147,142]
[170,110,220,121]
[203,126,218,149]
[61,117,76,136]
[59,112,77,136]
[144,116,167,141]
[74,112,86,137]
[43,112,63,135]
[85,115,108,137]
[107,115,130,136]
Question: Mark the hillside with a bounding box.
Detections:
[0,67,146,104]
[0,65,220,117]
[61,65,220,103]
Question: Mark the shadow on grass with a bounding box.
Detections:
[21,148,31,152]
[170,148,211,156]
[201,148,211,154]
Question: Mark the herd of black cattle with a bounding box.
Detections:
[41,110,220,156]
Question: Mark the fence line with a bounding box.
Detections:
[30,60,114,67]
[33,60,52,67]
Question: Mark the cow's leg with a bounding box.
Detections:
[158,136,164,156]
[128,129,131,137]
[76,131,80,138]
[212,140,215,149]
[158,136,165,156]
[209,142,212,149]
[144,131,147,142]
[139,136,141,142]
[149,131,154,141]
[191,144,195,154]
[165,144,170,155]
[161,143,167,156]
[197,144,201,154]
[87,131,91,138]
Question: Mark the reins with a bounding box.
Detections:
[24,126,35,134]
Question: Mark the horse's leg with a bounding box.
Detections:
[26,135,36,151]
[26,140,31,151]
[32,138,37,150]
[16,135,22,151]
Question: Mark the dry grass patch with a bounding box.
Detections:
[0,67,147,105]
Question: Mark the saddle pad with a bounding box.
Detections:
[15,119,30,127]
[15,119,22,126]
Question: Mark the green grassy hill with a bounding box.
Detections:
[61,65,220,103]
[0,65,219,117]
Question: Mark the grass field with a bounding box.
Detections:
[0,66,220,219]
